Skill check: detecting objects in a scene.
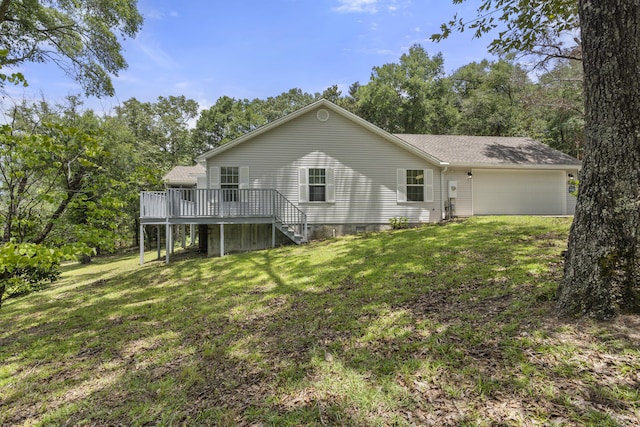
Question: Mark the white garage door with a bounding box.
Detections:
[473,170,565,215]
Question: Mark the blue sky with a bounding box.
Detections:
[7,0,495,113]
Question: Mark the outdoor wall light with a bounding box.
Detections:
[467,171,473,179]
[568,173,574,179]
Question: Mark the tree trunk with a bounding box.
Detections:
[30,173,82,245]
[557,0,640,319]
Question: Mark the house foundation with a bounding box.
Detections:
[207,223,293,257]
[307,223,393,240]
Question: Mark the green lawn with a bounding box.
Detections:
[1,217,639,426]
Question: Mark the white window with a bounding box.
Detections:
[299,168,335,203]
[406,169,424,202]
[397,168,434,203]
[220,166,239,201]
[209,166,249,195]
[308,168,326,201]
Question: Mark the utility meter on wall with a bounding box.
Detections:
[448,180,458,198]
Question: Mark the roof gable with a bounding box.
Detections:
[193,99,580,169]
[395,134,582,167]
[195,99,447,166]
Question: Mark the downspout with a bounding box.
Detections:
[440,166,448,220]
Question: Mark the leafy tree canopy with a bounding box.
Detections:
[450,58,534,136]
[431,0,580,62]
[0,0,143,97]
[355,44,457,134]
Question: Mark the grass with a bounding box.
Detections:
[1,216,639,426]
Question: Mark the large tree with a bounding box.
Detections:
[451,58,534,136]
[1,97,112,246]
[532,58,585,159]
[0,0,143,97]
[557,1,639,318]
[115,96,199,171]
[193,96,263,151]
[356,44,457,134]
[436,0,639,319]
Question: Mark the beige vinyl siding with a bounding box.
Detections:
[206,107,442,224]
[566,190,577,215]
[443,169,474,217]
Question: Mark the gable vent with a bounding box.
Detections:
[316,109,330,122]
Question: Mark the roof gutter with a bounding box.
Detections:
[446,163,582,170]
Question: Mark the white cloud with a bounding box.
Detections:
[113,71,140,84]
[175,81,191,90]
[388,0,411,13]
[133,36,177,69]
[141,6,178,20]
[333,0,378,14]
[144,8,164,20]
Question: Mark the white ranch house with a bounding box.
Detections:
[139,99,581,263]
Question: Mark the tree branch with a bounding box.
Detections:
[0,0,11,23]
[29,173,83,245]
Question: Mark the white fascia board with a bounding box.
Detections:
[451,163,582,170]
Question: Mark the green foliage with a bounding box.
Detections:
[193,96,264,151]
[451,58,534,136]
[0,49,27,87]
[0,242,91,306]
[355,44,457,134]
[388,217,409,229]
[0,105,104,244]
[531,59,585,159]
[568,178,579,197]
[115,96,200,170]
[431,0,579,58]
[0,0,143,96]
[0,97,144,251]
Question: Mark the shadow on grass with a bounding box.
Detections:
[1,217,638,426]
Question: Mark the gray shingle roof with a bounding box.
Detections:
[394,134,581,166]
[163,165,206,186]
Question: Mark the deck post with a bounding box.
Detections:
[272,221,276,248]
[170,225,175,254]
[272,190,276,248]
[139,223,144,265]
[165,221,170,264]
[220,223,225,257]
[190,224,195,246]
[181,224,186,249]
[157,225,161,260]
[165,190,171,264]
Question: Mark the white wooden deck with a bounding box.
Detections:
[139,189,308,263]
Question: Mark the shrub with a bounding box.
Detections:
[0,242,91,307]
[389,217,409,229]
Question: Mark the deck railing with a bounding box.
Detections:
[140,191,167,218]
[140,188,307,241]
[273,190,307,240]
